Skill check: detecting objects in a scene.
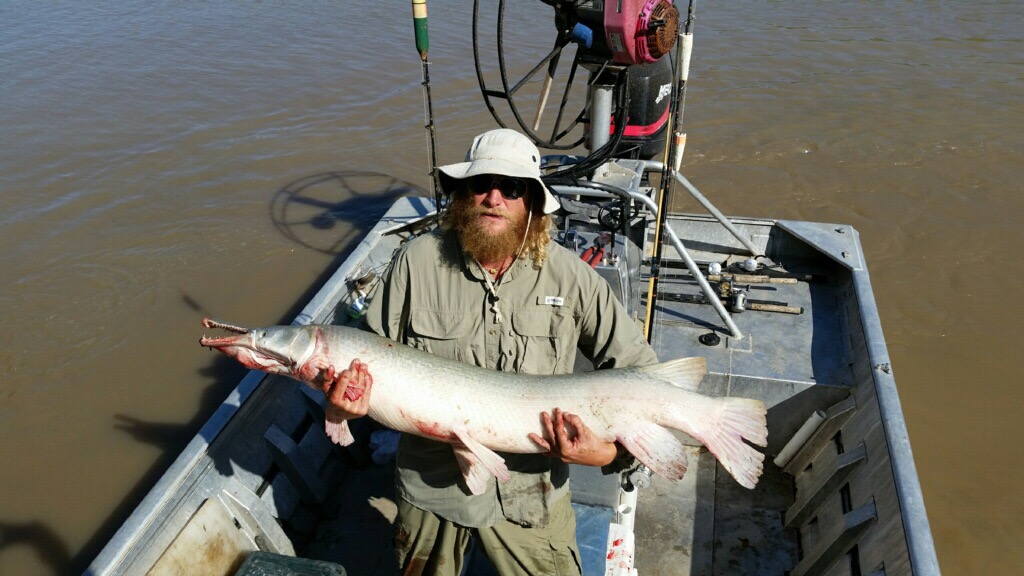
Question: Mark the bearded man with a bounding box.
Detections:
[325,128,657,576]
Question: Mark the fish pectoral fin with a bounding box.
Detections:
[617,420,689,480]
[324,408,355,446]
[450,426,510,495]
[451,444,494,496]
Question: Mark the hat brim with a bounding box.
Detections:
[438,158,560,214]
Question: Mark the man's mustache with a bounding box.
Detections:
[470,207,509,220]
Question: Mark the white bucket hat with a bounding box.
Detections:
[437,128,560,214]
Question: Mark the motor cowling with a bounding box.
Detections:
[613,56,673,159]
[574,0,679,65]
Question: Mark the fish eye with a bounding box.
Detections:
[260,331,268,338]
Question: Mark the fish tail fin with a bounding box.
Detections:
[638,357,766,488]
[677,397,767,489]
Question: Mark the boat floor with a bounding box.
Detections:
[295,439,798,575]
[634,446,797,575]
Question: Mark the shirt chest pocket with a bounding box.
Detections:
[406,310,476,362]
[510,310,574,374]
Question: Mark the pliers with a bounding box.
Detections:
[580,244,604,268]
[580,232,612,268]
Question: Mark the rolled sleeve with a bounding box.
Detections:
[364,246,410,342]
[575,266,658,370]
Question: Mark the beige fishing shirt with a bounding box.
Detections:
[364,228,658,529]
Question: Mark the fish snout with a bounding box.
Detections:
[199,333,249,348]
[199,318,254,350]
[202,318,250,334]
[198,319,301,375]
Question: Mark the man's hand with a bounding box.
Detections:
[322,359,373,421]
[528,408,619,467]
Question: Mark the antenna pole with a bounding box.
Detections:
[412,0,442,215]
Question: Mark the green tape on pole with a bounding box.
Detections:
[411,0,429,59]
[414,18,429,58]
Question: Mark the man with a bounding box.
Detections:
[324,128,657,575]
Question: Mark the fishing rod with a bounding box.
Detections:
[667,1,695,173]
[411,0,443,216]
[643,0,698,342]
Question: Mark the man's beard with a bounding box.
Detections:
[448,193,530,264]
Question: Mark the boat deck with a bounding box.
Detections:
[90,196,933,576]
[290,212,857,575]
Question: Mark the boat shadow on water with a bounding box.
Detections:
[269,171,427,256]
[58,172,419,575]
[0,520,73,575]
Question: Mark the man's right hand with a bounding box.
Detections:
[529,408,619,467]
[322,359,373,421]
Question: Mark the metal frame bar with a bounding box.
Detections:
[548,184,743,339]
[642,160,762,257]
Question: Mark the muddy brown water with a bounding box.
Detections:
[1,1,1021,574]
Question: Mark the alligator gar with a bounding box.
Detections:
[199,319,767,493]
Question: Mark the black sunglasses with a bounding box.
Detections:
[466,174,530,201]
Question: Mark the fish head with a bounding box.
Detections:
[199,318,322,381]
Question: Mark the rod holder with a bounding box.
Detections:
[774,410,827,468]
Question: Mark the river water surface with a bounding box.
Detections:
[1,1,1021,574]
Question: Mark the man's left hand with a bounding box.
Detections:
[529,408,619,467]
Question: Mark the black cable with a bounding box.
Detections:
[543,68,631,180]
[544,179,635,238]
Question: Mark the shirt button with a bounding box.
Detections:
[508,330,514,336]
[488,329,496,336]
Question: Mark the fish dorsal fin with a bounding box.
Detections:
[634,357,707,391]
[450,426,510,495]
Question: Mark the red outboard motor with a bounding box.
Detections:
[613,56,673,159]
[574,0,679,65]
[573,0,678,159]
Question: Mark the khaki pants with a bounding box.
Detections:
[394,496,582,576]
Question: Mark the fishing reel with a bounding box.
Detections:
[472,0,680,159]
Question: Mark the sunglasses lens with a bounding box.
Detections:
[498,179,527,200]
[467,175,528,200]
[468,174,493,194]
